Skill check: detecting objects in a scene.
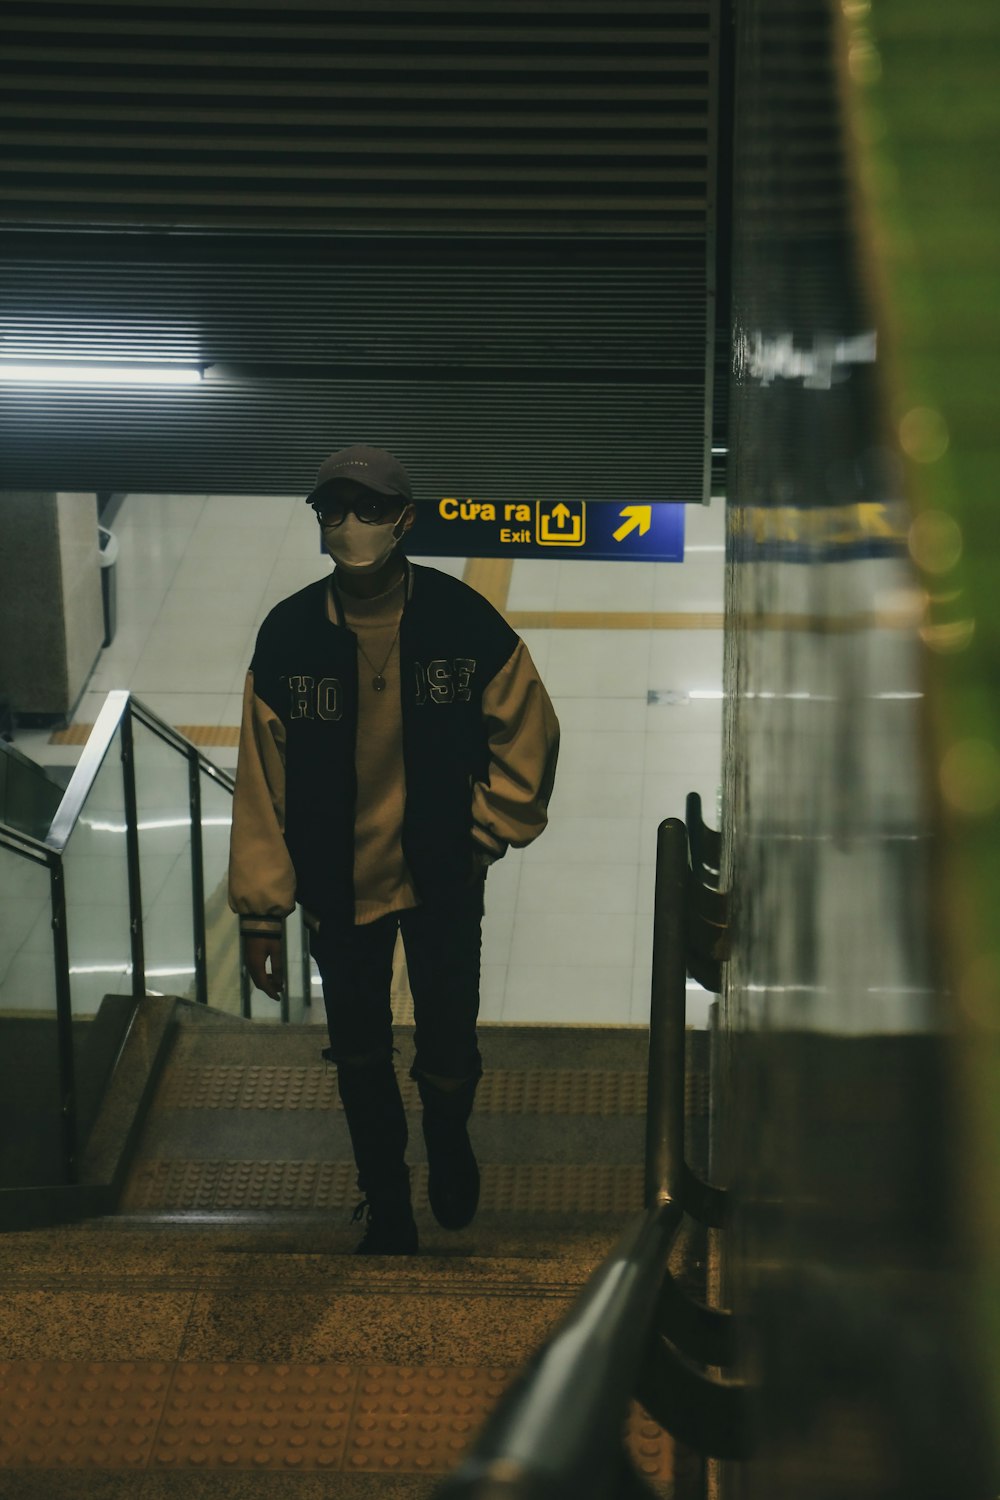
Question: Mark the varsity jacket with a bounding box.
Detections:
[228,561,559,934]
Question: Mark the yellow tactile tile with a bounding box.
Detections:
[346,1364,509,1473]
[121,1160,644,1215]
[0,1360,171,1470]
[0,1360,673,1478]
[153,1362,356,1472]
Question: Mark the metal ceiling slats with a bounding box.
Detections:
[0,0,712,235]
[0,236,709,504]
[1,383,704,502]
[0,0,722,501]
[0,258,705,368]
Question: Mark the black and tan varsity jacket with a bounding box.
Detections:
[228,561,559,935]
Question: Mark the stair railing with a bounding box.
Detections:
[0,691,308,1196]
[434,815,746,1499]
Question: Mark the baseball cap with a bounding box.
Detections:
[307,444,413,505]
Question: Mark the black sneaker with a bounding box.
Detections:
[350,1199,419,1256]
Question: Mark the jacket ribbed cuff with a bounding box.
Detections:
[472,824,507,863]
[240,915,285,938]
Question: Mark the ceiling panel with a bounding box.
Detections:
[0,1,725,501]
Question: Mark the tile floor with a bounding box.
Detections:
[15,496,725,1027]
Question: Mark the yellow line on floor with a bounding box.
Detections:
[49,723,241,747]
[507,610,725,630]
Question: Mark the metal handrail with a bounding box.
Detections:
[0,820,55,865]
[45,691,234,854]
[434,820,692,1500]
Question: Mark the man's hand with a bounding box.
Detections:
[243,934,285,1000]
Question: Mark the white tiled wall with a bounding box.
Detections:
[17,495,725,1027]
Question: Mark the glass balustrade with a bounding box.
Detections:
[199,766,242,1016]
[132,716,198,1004]
[0,835,67,1188]
[0,692,310,1196]
[0,741,63,840]
[59,717,139,1157]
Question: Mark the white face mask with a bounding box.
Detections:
[322,514,404,573]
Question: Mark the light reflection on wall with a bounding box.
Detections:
[715,0,992,1493]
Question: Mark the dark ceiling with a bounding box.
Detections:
[0,0,727,501]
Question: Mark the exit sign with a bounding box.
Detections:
[408,499,685,561]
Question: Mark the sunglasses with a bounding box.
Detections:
[311,497,407,527]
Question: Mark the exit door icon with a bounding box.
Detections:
[537,501,586,546]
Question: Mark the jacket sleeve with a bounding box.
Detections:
[228,669,297,936]
[470,639,560,864]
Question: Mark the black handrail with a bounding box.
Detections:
[434,819,692,1500]
[434,811,748,1496]
[645,819,689,1208]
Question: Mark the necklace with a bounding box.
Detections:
[355,616,402,692]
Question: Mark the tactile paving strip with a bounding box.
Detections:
[0,1361,673,1478]
[156,1064,708,1117]
[122,1160,644,1214]
[0,1361,171,1470]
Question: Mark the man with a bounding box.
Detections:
[229,444,559,1254]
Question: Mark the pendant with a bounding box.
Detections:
[372,675,386,692]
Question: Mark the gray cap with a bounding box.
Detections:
[307,444,412,504]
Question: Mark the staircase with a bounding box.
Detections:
[0,1008,709,1496]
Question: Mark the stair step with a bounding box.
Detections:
[119,1016,709,1218]
[0,1013,701,1493]
[0,1356,672,1494]
[0,1221,674,1494]
[122,1159,646,1216]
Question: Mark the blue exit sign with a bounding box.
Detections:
[407,499,685,562]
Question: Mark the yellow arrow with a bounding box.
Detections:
[612,505,652,542]
[550,502,572,526]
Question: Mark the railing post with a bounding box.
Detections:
[279,921,290,1024]
[49,857,78,1184]
[187,745,208,1006]
[119,700,146,1002]
[301,912,312,1016]
[645,817,688,1209]
[239,932,252,1019]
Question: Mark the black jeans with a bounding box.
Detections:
[311,880,485,1082]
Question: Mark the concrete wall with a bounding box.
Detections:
[0,492,103,719]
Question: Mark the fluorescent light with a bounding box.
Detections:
[0,362,202,385]
[689,689,724,700]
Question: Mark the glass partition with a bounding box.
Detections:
[0,838,67,1187]
[60,720,138,1151]
[1,693,312,1196]
[200,766,241,1016]
[62,722,134,1016]
[132,717,197,1002]
[0,741,63,840]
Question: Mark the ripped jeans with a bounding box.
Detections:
[310,880,485,1083]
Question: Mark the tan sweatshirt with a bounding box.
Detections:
[229,575,559,932]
